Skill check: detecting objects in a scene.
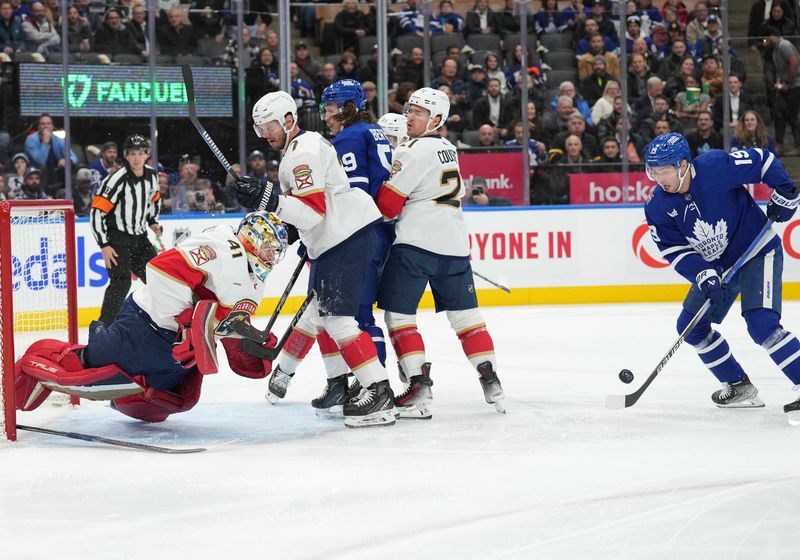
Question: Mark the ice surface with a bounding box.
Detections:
[2,303,799,560]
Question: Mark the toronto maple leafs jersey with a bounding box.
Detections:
[645,148,795,283]
[333,122,393,199]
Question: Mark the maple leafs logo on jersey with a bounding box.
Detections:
[687,219,729,261]
[292,164,314,189]
[189,245,217,266]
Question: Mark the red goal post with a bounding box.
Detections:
[0,200,78,442]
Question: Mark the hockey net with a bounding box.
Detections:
[0,201,78,441]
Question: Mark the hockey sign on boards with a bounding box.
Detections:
[458,151,525,205]
[569,172,775,205]
[10,209,800,323]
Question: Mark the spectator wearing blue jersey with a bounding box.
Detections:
[636,0,662,26]
[558,0,590,33]
[272,79,393,412]
[730,110,778,153]
[575,19,616,55]
[431,0,464,33]
[397,0,425,36]
[587,0,619,46]
[534,0,559,36]
[0,0,25,60]
[289,62,316,109]
[644,132,800,419]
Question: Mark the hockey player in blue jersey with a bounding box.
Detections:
[644,132,800,422]
[266,79,395,413]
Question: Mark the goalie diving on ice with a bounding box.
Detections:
[13,211,289,423]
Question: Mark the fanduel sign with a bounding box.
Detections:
[20,64,232,117]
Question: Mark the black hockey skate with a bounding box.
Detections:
[266,365,294,404]
[311,374,349,415]
[477,361,506,414]
[784,394,800,426]
[343,380,396,428]
[711,374,764,408]
[347,377,362,400]
[394,363,433,420]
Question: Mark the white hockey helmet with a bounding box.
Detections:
[252,91,298,138]
[404,87,449,133]
[378,113,409,146]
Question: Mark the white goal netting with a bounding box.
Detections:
[1,203,74,441]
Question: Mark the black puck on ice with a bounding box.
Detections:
[619,369,634,384]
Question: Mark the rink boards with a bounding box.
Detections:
[11,206,800,326]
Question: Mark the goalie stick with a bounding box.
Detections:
[234,291,314,360]
[182,64,274,211]
[605,218,776,410]
[16,424,206,454]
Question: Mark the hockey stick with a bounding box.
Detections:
[16,424,207,454]
[182,64,275,211]
[606,218,776,410]
[473,269,511,293]
[264,254,308,336]
[181,65,239,182]
[236,291,314,360]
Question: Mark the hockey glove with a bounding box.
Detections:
[232,175,279,212]
[696,268,725,306]
[767,187,799,223]
[285,223,300,245]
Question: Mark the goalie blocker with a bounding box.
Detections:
[14,300,278,422]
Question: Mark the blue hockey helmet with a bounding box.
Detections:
[645,133,691,170]
[645,132,693,191]
[320,79,367,112]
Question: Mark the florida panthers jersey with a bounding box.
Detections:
[132,226,266,332]
[333,122,392,199]
[645,148,795,282]
[275,130,381,259]
[381,135,470,257]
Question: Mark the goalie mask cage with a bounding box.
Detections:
[0,201,78,442]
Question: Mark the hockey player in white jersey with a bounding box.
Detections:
[378,113,409,148]
[14,212,288,422]
[230,90,397,428]
[375,87,505,419]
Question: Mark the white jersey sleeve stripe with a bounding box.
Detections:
[661,244,693,256]
[760,151,775,180]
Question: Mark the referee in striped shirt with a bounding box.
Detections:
[90,134,163,325]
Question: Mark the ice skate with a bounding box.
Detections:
[784,392,800,426]
[266,365,293,404]
[311,374,349,416]
[711,374,764,408]
[477,361,506,413]
[347,376,363,400]
[394,362,433,420]
[343,380,396,428]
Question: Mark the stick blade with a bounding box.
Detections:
[605,393,628,409]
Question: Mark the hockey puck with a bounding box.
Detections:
[619,369,634,384]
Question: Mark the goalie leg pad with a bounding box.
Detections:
[14,339,143,409]
[111,370,204,422]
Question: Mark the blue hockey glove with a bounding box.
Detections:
[767,187,799,223]
[232,175,279,212]
[696,268,725,306]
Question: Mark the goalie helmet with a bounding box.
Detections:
[252,91,298,138]
[404,87,449,132]
[237,211,288,281]
[378,113,408,146]
[320,79,367,112]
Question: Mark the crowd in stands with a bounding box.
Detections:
[1,0,799,207]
